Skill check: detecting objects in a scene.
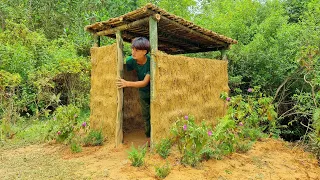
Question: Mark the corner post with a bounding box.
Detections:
[93,34,100,47]
[220,50,227,60]
[149,15,158,147]
[149,15,158,101]
[115,31,124,147]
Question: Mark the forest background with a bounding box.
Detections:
[0,0,319,159]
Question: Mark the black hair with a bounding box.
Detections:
[131,37,150,54]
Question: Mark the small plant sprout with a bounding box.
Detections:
[70,141,82,153]
[127,144,147,167]
[155,162,171,179]
[155,138,172,159]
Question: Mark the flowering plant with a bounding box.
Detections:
[46,104,81,144]
[171,115,213,167]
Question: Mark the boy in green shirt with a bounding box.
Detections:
[116,37,151,144]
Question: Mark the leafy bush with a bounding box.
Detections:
[171,115,212,167]
[221,87,278,136]
[127,144,147,167]
[46,104,80,144]
[83,130,103,146]
[155,138,172,159]
[0,21,90,125]
[155,162,171,179]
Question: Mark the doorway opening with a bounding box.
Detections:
[122,66,147,146]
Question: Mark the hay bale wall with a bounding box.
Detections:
[90,44,118,141]
[123,66,144,132]
[151,52,229,142]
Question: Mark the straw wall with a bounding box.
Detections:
[90,44,118,141]
[123,67,144,132]
[151,52,229,142]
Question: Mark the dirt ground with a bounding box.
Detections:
[1,130,319,180]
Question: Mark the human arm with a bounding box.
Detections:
[116,74,150,89]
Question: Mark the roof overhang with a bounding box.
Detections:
[85,3,238,54]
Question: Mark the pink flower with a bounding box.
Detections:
[183,124,187,131]
[247,88,253,93]
[184,115,189,120]
[226,97,231,101]
[238,122,244,126]
[208,130,213,136]
[57,131,61,135]
[82,122,87,127]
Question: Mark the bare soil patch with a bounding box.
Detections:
[1,130,319,180]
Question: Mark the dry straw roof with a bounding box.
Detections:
[85,3,238,54]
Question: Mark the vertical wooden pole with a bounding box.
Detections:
[91,17,100,47]
[93,34,100,47]
[149,16,158,147]
[115,31,124,147]
[220,50,227,60]
[149,16,158,101]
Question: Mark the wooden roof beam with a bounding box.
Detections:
[118,31,189,54]
[114,21,201,53]
[96,14,161,36]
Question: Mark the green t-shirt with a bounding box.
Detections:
[126,54,150,96]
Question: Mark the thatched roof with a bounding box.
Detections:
[85,3,238,54]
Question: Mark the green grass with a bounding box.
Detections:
[0,145,84,179]
[1,108,91,150]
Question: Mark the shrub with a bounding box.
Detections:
[239,126,266,141]
[171,115,212,167]
[45,104,80,144]
[221,87,278,134]
[127,144,147,167]
[83,130,103,146]
[155,138,172,159]
[155,162,171,179]
[212,115,237,155]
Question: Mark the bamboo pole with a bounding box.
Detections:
[115,31,124,147]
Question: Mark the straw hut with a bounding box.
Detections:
[85,3,237,147]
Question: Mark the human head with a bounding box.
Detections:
[131,37,150,55]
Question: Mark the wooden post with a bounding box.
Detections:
[149,16,158,101]
[115,30,124,147]
[93,34,100,47]
[149,15,158,147]
[220,50,227,60]
[90,17,100,47]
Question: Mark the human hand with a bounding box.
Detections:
[116,78,127,88]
